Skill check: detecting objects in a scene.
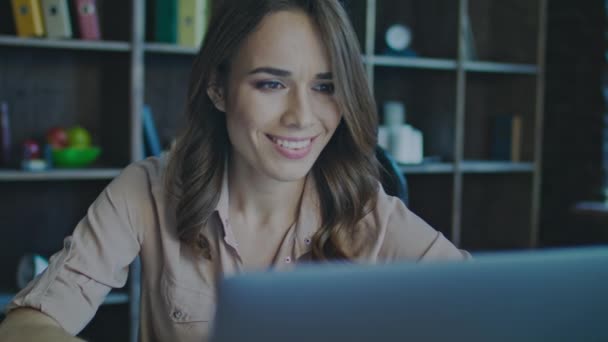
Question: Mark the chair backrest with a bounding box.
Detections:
[375,146,408,206]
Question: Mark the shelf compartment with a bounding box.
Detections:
[0,35,131,52]
[144,54,193,149]
[461,174,533,251]
[0,169,122,182]
[467,0,540,64]
[0,49,132,168]
[464,73,538,161]
[374,67,458,162]
[374,0,459,59]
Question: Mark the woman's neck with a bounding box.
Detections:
[227,157,306,231]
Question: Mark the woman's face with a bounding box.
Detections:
[215,10,341,183]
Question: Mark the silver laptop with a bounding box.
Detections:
[211,247,608,342]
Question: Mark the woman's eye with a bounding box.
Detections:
[314,83,335,94]
[255,81,284,90]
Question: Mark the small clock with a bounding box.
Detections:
[385,24,412,52]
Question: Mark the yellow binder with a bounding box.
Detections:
[178,0,210,48]
[11,0,46,37]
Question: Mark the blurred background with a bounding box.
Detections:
[0,0,606,341]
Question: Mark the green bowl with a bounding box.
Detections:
[52,147,101,168]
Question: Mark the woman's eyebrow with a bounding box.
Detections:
[249,67,291,77]
[248,67,333,80]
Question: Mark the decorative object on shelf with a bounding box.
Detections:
[46,126,69,149]
[0,102,11,167]
[155,0,178,44]
[73,0,101,40]
[16,254,49,290]
[142,105,161,157]
[384,24,417,57]
[41,0,73,39]
[490,114,522,161]
[47,125,100,167]
[382,101,423,164]
[11,0,46,37]
[178,0,211,47]
[21,139,48,171]
[52,146,100,168]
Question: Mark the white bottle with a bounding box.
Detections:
[382,101,424,164]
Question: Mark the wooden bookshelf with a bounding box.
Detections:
[0,0,547,340]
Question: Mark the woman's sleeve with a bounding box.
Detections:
[376,192,471,262]
[5,162,152,335]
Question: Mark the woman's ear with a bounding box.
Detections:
[207,75,226,112]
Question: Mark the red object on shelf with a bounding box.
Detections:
[46,127,68,148]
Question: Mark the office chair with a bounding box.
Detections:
[375,146,409,206]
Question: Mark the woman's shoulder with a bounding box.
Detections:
[116,156,167,189]
[355,184,465,261]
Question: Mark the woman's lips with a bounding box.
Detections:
[266,134,316,160]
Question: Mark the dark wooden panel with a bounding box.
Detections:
[461,174,532,251]
[406,174,454,241]
[464,73,537,161]
[375,67,457,161]
[375,0,459,58]
[469,0,539,63]
[0,47,131,168]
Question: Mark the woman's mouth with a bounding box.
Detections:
[266,134,316,160]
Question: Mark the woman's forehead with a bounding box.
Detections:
[230,10,332,77]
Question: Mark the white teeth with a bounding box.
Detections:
[273,137,312,150]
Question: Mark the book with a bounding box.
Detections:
[41,0,73,39]
[155,0,178,43]
[178,0,210,47]
[73,0,100,40]
[142,105,161,157]
[11,0,46,37]
[490,114,522,161]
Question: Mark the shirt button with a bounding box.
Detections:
[285,256,292,263]
[304,237,311,245]
[172,310,184,320]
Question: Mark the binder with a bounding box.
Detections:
[155,0,177,43]
[178,0,209,47]
[73,0,100,40]
[41,0,73,39]
[11,0,46,37]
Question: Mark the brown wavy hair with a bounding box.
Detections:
[165,0,380,260]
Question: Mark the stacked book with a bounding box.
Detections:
[11,0,101,40]
[154,0,211,47]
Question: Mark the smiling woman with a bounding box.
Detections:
[0,1,469,342]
